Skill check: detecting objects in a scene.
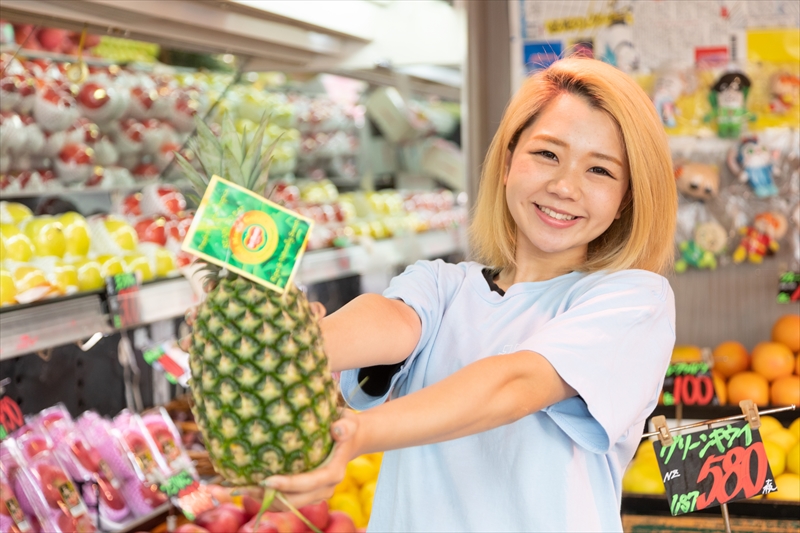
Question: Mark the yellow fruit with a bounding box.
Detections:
[634,440,657,464]
[771,375,800,406]
[790,418,800,440]
[96,255,126,277]
[772,314,800,352]
[759,416,784,438]
[0,223,34,262]
[727,371,770,406]
[787,443,800,475]
[712,372,727,405]
[333,476,358,497]
[12,266,52,303]
[622,460,665,494]
[363,452,384,467]
[763,439,786,477]
[0,270,16,306]
[104,217,138,251]
[767,473,800,501]
[48,261,79,295]
[712,341,749,378]
[360,480,377,518]
[123,254,153,282]
[751,342,795,382]
[0,201,33,224]
[71,259,105,292]
[328,492,364,526]
[59,212,91,257]
[766,428,798,453]
[23,216,66,257]
[671,345,703,363]
[346,456,378,487]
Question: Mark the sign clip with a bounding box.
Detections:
[739,399,761,430]
[652,415,674,446]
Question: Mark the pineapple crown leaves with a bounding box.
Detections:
[173,113,282,199]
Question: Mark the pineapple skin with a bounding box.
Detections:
[188,275,339,485]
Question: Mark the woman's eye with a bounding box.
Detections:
[589,166,613,177]
[534,150,558,160]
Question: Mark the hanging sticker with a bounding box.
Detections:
[653,420,777,516]
[661,362,719,407]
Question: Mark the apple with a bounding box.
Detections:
[238,516,279,533]
[195,503,248,533]
[324,511,356,533]
[33,84,78,133]
[141,185,186,216]
[113,118,145,154]
[35,463,74,509]
[144,421,179,463]
[132,163,160,182]
[36,28,68,52]
[13,25,38,47]
[137,481,167,508]
[120,193,142,217]
[54,143,95,184]
[127,86,158,120]
[134,217,167,246]
[299,501,329,531]
[57,510,96,533]
[77,82,109,110]
[175,524,211,533]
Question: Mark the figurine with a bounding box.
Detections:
[675,221,727,273]
[653,70,688,128]
[727,137,779,198]
[706,71,753,138]
[732,211,788,264]
[674,161,719,201]
[769,73,800,115]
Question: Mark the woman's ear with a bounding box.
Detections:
[503,149,513,185]
[615,189,632,219]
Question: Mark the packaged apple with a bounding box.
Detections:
[112,411,170,484]
[14,427,54,463]
[75,412,168,517]
[52,429,132,527]
[1,461,37,533]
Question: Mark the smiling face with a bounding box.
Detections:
[504,93,631,273]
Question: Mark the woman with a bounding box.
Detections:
[269,57,677,531]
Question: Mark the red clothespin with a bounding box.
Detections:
[739,399,761,430]
[652,415,674,447]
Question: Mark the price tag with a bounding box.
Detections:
[662,362,718,407]
[3,494,32,532]
[158,470,213,521]
[106,272,142,328]
[143,340,191,386]
[777,271,800,303]
[653,420,778,516]
[0,395,24,440]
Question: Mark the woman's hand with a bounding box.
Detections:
[265,410,362,511]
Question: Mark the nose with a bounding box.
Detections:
[545,165,581,200]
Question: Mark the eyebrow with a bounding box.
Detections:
[530,134,624,167]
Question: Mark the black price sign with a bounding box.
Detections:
[662,362,718,407]
[777,271,800,303]
[653,420,777,516]
[106,272,141,328]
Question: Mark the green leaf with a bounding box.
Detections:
[223,145,246,186]
[221,116,244,182]
[173,152,208,196]
[244,116,270,189]
[194,116,223,177]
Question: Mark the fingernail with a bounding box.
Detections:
[264,477,282,488]
[332,425,343,438]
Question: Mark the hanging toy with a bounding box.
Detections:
[768,72,800,115]
[727,136,779,198]
[675,221,727,273]
[732,211,787,264]
[675,161,719,201]
[706,71,754,138]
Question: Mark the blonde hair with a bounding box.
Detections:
[469,58,677,275]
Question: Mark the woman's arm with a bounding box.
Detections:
[320,293,421,372]
[266,349,577,507]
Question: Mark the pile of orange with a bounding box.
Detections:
[711,314,800,407]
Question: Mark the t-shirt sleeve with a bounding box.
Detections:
[339,259,453,410]
[519,272,675,454]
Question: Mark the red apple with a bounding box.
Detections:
[96,477,126,511]
[299,501,329,531]
[138,482,167,508]
[77,82,109,110]
[36,463,73,509]
[13,25,38,47]
[238,516,279,533]
[134,217,167,246]
[23,437,50,459]
[175,524,211,533]
[57,510,96,533]
[36,28,68,52]
[195,503,248,533]
[324,511,356,533]
[119,118,145,143]
[242,493,263,520]
[58,143,94,165]
[70,440,101,472]
[132,163,160,181]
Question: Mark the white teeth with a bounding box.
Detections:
[537,204,576,221]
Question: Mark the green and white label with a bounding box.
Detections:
[182,175,313,294]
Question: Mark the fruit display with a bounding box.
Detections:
[329,453,382,528]
[622,441,665,495]
[179,115,340,485]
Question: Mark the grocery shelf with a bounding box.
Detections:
[622,494,800,520]
[0,228,466,360]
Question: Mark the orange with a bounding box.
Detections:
[772,314,800,352]
[712,341,749,378]
[771,375,800,406]
[796,354,799,376]
[711,372,727,405]
[751,342,795,382]
[671,345,703,363]
[727,371,770,406]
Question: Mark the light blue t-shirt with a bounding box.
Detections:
[341,260,675,532]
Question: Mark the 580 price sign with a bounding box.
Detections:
[653,420,778,516]
[662,362,718,407]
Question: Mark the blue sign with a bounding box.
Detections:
[524,41,562,73]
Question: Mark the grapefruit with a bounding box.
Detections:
[790,418,800,440]
[763,439,786,476]
[759,416,784,438]
[622,460,665,495]
[767,473,800,501]
[772,314,800,352]
[671,345,703,362]
[712,341,749,378]
[788,443,799,475]
[751,342,794,382]
[767,428,798,453]
[727,371,770,406]
[770,375,800,406]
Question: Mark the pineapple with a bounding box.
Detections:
[175,116,339,485]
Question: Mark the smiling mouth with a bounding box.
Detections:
[535,203,578,221]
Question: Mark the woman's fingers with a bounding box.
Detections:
[270,487,335,512]
[178,335,192,352]
[184,306,198,326]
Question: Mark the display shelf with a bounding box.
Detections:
[0,227,465,360]
[649,405,798,425]
[117,503,171,533]
[622,494,800,520]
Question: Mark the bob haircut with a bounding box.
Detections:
[470,58,677,275]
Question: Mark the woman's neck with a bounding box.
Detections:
[494,253,583,291]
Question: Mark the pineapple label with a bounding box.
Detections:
[183,175,312,293]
